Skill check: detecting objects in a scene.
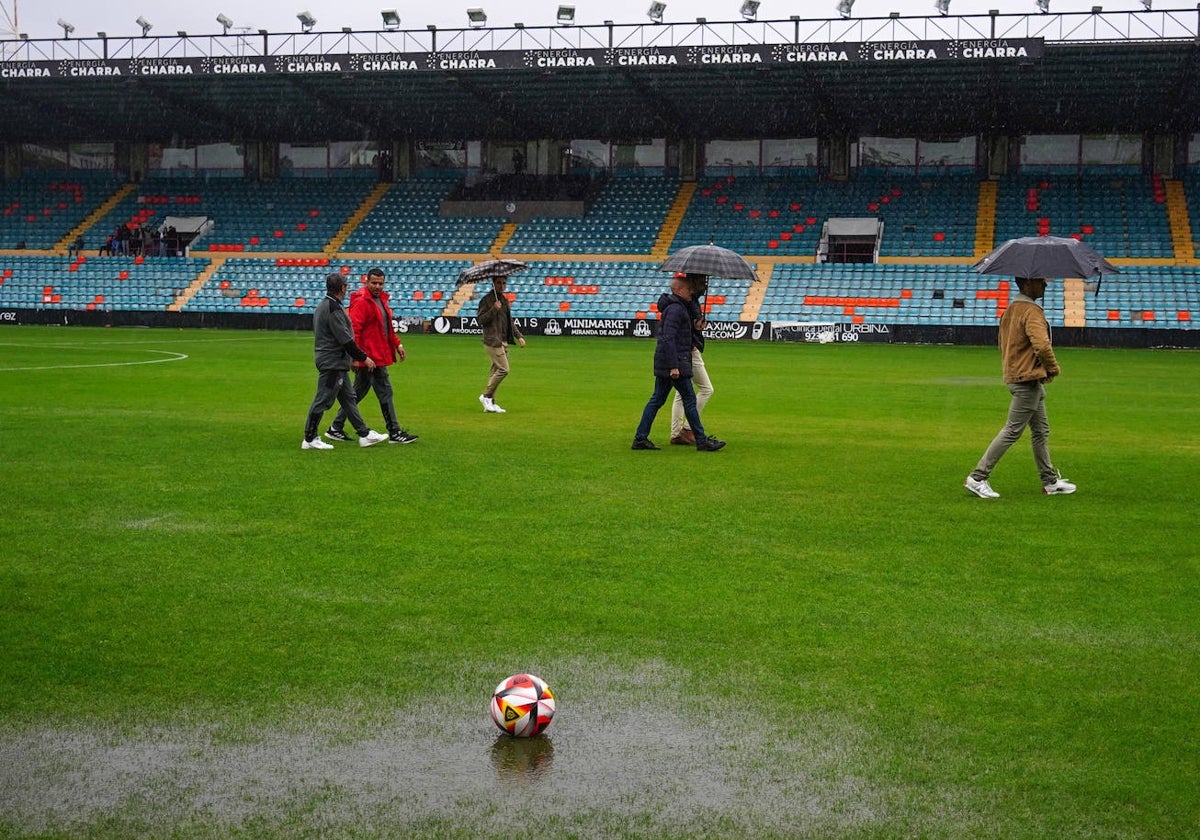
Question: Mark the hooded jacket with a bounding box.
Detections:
[653,292,695,378]
[347,286,400,368]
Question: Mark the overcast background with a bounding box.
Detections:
[5,1,1165,43]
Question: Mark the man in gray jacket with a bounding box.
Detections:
[302,274,388,450]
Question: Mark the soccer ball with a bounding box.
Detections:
[490,673,555,738]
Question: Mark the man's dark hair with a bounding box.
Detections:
[325,273,348,295]
[367,267,385,279]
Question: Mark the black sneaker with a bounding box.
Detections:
[696,436,726,452]
[324,428,352,442]
[631,438,660,450]
[389,430,419,444]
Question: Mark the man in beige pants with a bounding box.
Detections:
[477,276,525,414]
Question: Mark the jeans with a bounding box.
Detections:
[636,375,705,442]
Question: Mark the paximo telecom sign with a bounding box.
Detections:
[0,39,1043,80]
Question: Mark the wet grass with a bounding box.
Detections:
[0,326,1197,838]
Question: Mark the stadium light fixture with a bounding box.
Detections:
[381,9,401,29]
[467,7,488,27]
[1090,5,1101,11]
[97,30,107,38]
[58,18,75,37]
[647,1,666,23]
[934,0,950,15]
[740,0,759,21]
[177,30,188,36]
[297,10,317,32]
[836,0,854,19]
[1035,0,1049,12]
[136,16,153,36]
[557,5,576,25]
[1140,0,1150,9]
[216,13,234,34]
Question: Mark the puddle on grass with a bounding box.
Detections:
[0,658,995,838]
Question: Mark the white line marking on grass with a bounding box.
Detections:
[0,349,188,372]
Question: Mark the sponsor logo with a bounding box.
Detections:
[632,320,653,338]
[544,319,563,336]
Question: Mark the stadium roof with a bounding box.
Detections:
[2,11,1199,144]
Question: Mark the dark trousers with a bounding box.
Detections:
[635,375,705,441]
[330,367,399,435]
[304,369,369,441]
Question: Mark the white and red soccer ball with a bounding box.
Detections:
[490,673,555,737]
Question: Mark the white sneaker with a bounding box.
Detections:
[1043,477,1077,495]
[359,430,387,447]
[964,476,1000,499]
[302,437,334,450]
[488,400,507,414]
[479,394,493,412]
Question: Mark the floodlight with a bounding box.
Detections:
[467,7,487,27]
[297,10,317,32]
[217,13,234,34]
[1090,4,1101,11]
[136,16,153,36]
[557,5,575,24]
[381,9,401,29]
[647,1,666,23]
[836,0,854,18]
[934,0,950,15]
[58,18,75,37]
[177,30,188,36]
[97,30,107,37]
[740,0,759,21]
[1140,0,1151,9]
[1034,0,1048,12]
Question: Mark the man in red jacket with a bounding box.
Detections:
[326,268,418,444]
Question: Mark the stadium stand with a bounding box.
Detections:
[0,254,209,311]
[503,177,682,255]
[0,172,122,251]
[342,174,506,254]
[188,257,470,317]
[669,172,978,260]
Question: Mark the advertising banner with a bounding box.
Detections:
[0,39,1044,81]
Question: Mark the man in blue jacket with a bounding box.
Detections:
[631,276,725,452]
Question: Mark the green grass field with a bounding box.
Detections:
[0,326,1197,838]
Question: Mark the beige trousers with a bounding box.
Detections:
[671,349,713,436]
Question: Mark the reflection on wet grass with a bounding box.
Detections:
[489,734,555,784]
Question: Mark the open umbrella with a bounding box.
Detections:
[658,244,758,281]
[457,258,529,286]
[973,236,1119,293]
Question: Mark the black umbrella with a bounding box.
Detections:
[457,258,529,286]
[658,244,758,281]
[974,236,1119,293]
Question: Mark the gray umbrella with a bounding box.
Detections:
[658,244,758,281]
[973,236,1120,291]
[457,258,529,286]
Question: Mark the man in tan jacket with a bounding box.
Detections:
[965,276,1076,498]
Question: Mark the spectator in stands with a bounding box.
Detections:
[68,235,84,258]
[99,235,113,256]
[301,273,388,451]
[632,276,725,452]
[325,268,418,445]
[965,276,1076,498]
[477,276,525,413]
[670,273,715,446]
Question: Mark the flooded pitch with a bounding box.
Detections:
[0,659,991,837]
